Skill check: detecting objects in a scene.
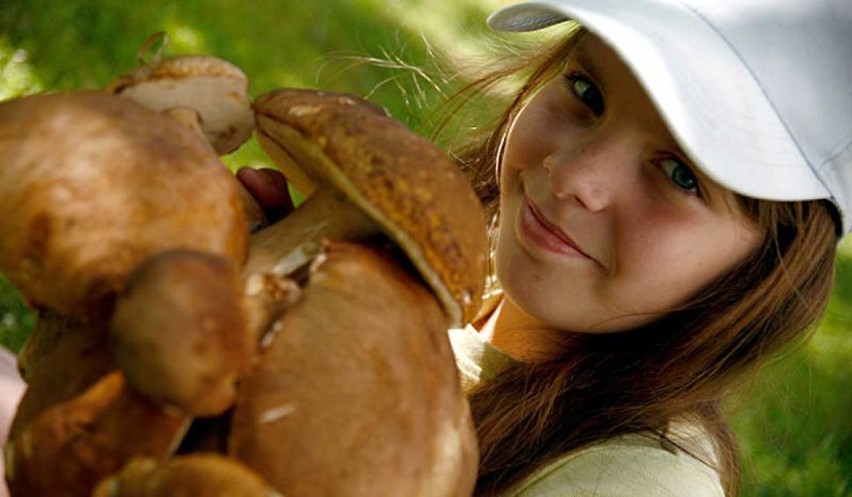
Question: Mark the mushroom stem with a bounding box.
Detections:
[10,311,115,440]
[241,188,378,342]
[245,188,378,277]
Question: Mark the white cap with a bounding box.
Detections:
[488,0,852,236]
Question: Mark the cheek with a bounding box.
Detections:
[615,215,758,308]
[502,99,559,176]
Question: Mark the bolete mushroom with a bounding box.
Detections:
[248,88,488,330]
[225,88,488,497]
[3,81,488,496]
[230,242,478,497]
[107,52,266,232]
[0,91,249,321]
[0,90,253,495]
[5,371,191,497]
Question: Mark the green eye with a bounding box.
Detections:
[660,158,699,194]
[567,75,605,116]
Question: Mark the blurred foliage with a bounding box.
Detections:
[0,0,508,171]
[727,241,852,496]
[1,1,849,495]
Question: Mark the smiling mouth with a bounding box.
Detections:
[520,200,594,261]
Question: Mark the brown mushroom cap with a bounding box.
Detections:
[253,89,488,326]
[110,249,252,416]
[5,371,190,497]
[108,55,254,155]
[92,454,280,497]
[0,91,248,320]
[230,242,478,497]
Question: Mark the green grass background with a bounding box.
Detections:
[1,1,849,495]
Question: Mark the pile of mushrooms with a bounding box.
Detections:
[0,47,487,497]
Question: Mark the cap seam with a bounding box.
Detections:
[676,0,835,202]
[818,131,852,170]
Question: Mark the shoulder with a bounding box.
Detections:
[449,324,515,393]
[509,431,725,497]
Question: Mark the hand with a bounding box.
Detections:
[236,167,294,226]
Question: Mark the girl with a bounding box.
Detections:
[240,0,850,495]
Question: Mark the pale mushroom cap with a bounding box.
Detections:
[254,89,488,325]
[109,55,254,155]
[0,91,248,319]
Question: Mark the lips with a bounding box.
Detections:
[519,200,593,260]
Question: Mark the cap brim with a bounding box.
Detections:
[488,1,833,208]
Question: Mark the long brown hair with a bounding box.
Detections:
[434,27,839,496]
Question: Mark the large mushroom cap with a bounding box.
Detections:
[109,55,254,155]
[254,89,488,326]
[231,242,478,497]
[0,91,248,319]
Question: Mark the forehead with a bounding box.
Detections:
[568,32,621,69]
[562,33,657,109]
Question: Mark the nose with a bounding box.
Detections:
[543,133,639,212]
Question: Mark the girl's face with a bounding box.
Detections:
[496,34,761,334]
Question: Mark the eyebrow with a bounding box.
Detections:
[570,39,602,81]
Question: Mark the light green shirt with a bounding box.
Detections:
[448,325,725,497]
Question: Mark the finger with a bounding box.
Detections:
[236,168,294,223]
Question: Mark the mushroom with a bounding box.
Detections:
[225,88,488,496]
[109,249,253,416]
[247,88,489,330]
[0,90,253,495]
[113,89,488,496]
[0,91,249,321]
[91,454,280,497]
[2,82,488,496]
[4,371,191,497]
[107,54,254,155]
[230,242,479,497]
[107,53,266,231]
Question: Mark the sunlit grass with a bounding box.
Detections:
[0,39,43,100]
